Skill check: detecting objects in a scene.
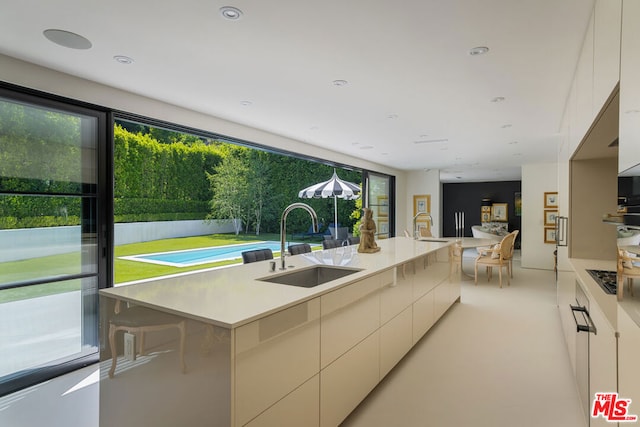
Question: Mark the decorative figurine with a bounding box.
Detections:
[358,208,381,253]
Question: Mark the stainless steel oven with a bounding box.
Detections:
[571,282,597,420]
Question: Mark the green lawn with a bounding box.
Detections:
[0,233,324,303]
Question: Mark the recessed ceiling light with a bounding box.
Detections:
[501,124,512,128]
[359,145,374,150]
[309,126,319,131]
[43,29,92,50]
[491,96,505,103]
[508,141,519,145]
[240,100,252,106]
[352,142,359,145]
[381,152,389,156]
[332,79,348,86]
[469,46,489,56]
[387,114,398,119]
[113,55,134,64]
[220,6,243,20]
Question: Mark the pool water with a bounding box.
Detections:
[121,241,312,267]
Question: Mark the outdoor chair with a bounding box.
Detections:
[288,243,312,255]
[108,299,186,378]
[347,236,360,245]
[241,248,274,264]
[322,239,343,250]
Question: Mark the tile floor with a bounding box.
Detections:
[1,253,587,427]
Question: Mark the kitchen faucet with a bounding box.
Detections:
[412,212,433,239]
[280,203,319,270]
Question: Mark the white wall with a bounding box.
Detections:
[521,163,558,269]
[404,169,442,236]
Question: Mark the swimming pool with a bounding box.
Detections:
[121,241,316,267]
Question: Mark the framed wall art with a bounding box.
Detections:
[544,227,556,244]
[412,194,431,234]
[491,203,508,222]
[544,210,558,227]
[377,196,389,217]
[544,192,558,208]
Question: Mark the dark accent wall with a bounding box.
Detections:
[442,181,522,247]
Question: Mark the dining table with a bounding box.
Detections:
[419,236,500,279]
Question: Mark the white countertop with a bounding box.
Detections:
[100,237,451,328]
[569,258,640,330]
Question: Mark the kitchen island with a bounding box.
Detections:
[99,237,458,427]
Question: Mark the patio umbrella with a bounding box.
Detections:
[298,169,361,239]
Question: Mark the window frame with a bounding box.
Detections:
[0,82,110,397]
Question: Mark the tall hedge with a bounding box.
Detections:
[113,124,222,201]
[113,125,222,221]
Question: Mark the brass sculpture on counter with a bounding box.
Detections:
[358,208,381,253]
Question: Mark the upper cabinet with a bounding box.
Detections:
[619,0,640,175]
[567,0,622,156]
[575,12,594,143]
[593,0,622,113]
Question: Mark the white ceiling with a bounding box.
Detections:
[0,0,595,181]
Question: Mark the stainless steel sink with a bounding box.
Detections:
[258,265,362,288]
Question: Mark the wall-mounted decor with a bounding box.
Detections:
[481,212,491,222]
[413,194,431,234]
[514,192,522,216]
[544,210,558,227]
[378,220,389,237]
[544,192,558,208]
[491,203,508,222]
[544,227,556,244]
[377,196,388,217]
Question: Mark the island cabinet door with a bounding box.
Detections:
[380,305,413,378]
[412,288,435,344]
[320,330,380,427]
[434,280,452,320]
[413,255,436,299]
[320,275,382,368]
[380,264,413,325]
[244,375,319,427]
[234,299,320,427]
[413,249,450,300]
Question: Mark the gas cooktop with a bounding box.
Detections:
[586,269,617,295]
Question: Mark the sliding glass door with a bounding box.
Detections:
[365,171,395,239]
[0,87,107,396]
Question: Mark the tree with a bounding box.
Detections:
[246,150,272,235]
[206,153,250,235]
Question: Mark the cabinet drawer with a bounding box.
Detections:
[381,264,413,324]
[413,289,435,344]
[321,276,381,368]
[235,299,320,426]
[380,306,413,378]
[244,375,319,427]
[320,331,380,427]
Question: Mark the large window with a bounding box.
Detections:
[0,87,107,396]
